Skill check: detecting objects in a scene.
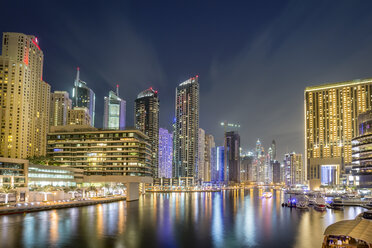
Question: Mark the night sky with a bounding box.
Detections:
[2,0,372,159]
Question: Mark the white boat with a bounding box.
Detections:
[262,192,272,198]
[332,198,367,206]
[314,197,327,211]
[297,195,309,209]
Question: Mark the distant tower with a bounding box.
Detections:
[135,87,159,178]
[103,85,126,130]
[173,76,199,179]
[256,139,262,159]
[225,131,241,184]
[271,140,277,160]
[72,67,96,126]
[197,128,206,182]
[158,128,173,178]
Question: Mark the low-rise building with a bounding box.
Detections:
[47,126,153,179]
[28,164,83,187]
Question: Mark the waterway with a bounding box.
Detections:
[0,188,365,248]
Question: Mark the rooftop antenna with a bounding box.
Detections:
[116,84,119,96]
[76,67,80,82]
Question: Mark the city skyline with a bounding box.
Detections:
[3,1,372,158]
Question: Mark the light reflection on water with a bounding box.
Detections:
[0,189,365,248]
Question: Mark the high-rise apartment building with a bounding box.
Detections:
[305,78,372,188]
[158,128,173,178]
[50,91,72,127]
[211,146,225,183]
[290,153,304,185]
[72,67,95,126]
[351,110,372,188]
[135,88,159,178]
[271,140,276,160]
[173,76,199,179]
[225,131,240,184]
[272,160,281,184]
[0,32,51,158]
[103,86,126,130]
[204,134,215,182]
[241,155,253,182]
[197,128,205,182]
[67,107,91,126]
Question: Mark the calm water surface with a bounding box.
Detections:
[0,189,364,248]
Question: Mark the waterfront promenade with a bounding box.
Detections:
[0,196,126,215]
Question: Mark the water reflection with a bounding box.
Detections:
[0,189,365,248]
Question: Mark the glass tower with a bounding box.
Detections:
[103,86,126,130]
[72,67,96,126]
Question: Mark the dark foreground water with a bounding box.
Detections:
[0,189,364,248]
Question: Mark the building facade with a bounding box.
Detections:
[173,76,199,179]
[50,91,72,127]
[72,67,95,126]
[67,107,91,126]
[134,88,159,178]
[272,160,281,184]
[28,164,83,187]
[0,32,51,159]
[289,153,304,185]
[351,110,372,188]
[197,128,205,182]
[225,131,240,184]
[204,134,215,182]
[103,87,126,130]
[47,127,152,178]
[305,78,372,188]
[211,146,225,183]
[158,128,173,178]
[241,155,253,183]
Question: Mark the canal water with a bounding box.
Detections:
[0,188,364,248]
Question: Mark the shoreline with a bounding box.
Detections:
[0,196,126,215]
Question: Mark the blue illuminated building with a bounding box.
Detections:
[211,146,225,183]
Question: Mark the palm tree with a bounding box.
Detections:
[0,185,16,204]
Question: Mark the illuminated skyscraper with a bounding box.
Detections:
[211,146,225,183]
[158,128,173,178]
[0,32,50,158]
[103,86,126,130]
[225,131,240,183]
[197,128,205,182]
[305,78,372,189]
[204,134,215,182]
[271,140,276,160]
[135,87,159,177]
[72,67,95,126]
[173,76,199,179]
[50,91,72,127]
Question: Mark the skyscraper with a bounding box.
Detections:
[135,87,159,177]
[225,131,241,184]
[241,155,253,182]
[204,134,215,182]
[271,140,276,160]
[290,153,304,185]
[158,128,173,178]
[305,78,372,189]
[197,128,205,182]
[173,76,199,179]
[272,160,281,184]
[103,86,126,130]
[72,67,95,126]
[211,146,225,183]
[50,91,72,127]
[283,152,304,186]
[0,32,51,158]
